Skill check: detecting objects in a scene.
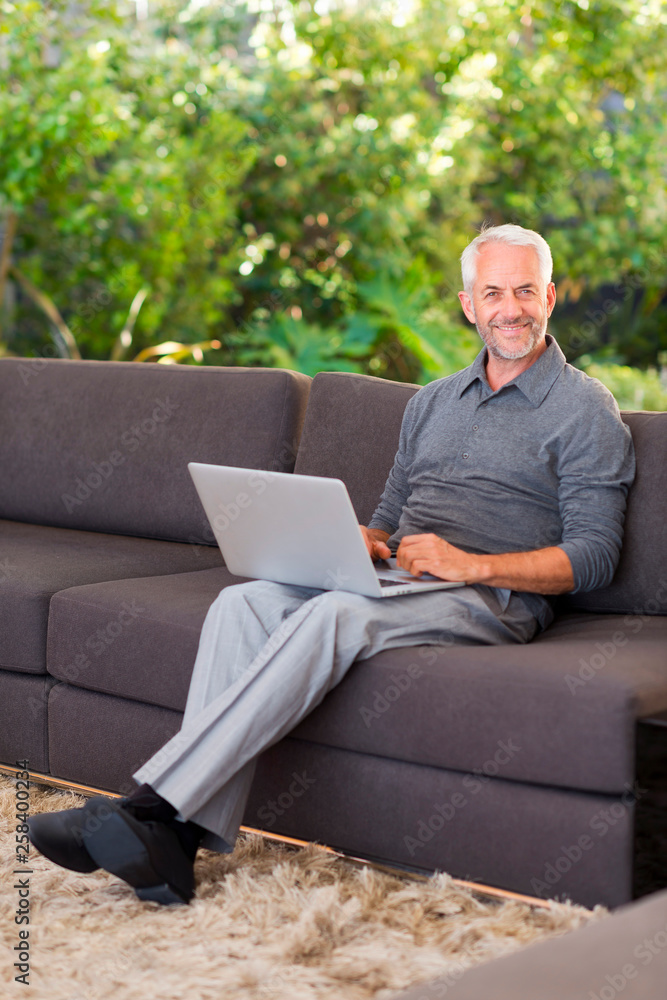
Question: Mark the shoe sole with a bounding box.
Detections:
[84,807,192,905]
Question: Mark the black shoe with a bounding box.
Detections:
[27,796,113,873]
[83,797,195,905]
[120,783,206,862]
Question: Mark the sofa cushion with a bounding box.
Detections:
[0,520,222,673]
[560,411,667,617]
[46,566,667,793]
[46,684,182,794]
[293,371,419,524]
[292,611,667,795]
[46,567,244,708]
[0,359,310,543]
[0,671,57,772]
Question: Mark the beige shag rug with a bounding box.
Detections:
[2,776,606,1000]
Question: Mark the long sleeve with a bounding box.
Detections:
[555,384,635,593]
[367,394,416,535]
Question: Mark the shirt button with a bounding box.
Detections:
[462,452,469,459]
[472,424,479,431]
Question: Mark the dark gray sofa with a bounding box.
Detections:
[1,358,665,909]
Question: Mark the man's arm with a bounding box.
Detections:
[396,534,574,595]
[367,394,418,538]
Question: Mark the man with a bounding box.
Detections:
[28,224,635,905]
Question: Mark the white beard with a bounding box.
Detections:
[475,313,548,361]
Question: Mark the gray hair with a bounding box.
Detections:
[460,223,553,294]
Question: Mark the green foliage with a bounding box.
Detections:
[0,0,666,392]
[0,0,124,211]
[231,0,667,375]
[234,313,374,377]
[583,361,667,411]
[0,0,252,359]
[351,264,479,384]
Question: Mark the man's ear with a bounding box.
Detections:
[458,290,476,325]
[546,281,556,317]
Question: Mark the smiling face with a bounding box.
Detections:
[458,243,556,364]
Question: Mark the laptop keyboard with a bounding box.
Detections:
[378,578,404,587]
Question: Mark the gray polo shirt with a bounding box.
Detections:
[368,336,635,629]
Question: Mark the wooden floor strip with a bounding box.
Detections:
[1,764,552,908]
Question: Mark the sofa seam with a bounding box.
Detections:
[48,679,185,715]
[278,735,633,796]
[272,372,293,473]
[48,595,208,631]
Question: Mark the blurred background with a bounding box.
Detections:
[1,0,666,407]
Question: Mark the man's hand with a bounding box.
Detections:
[396,534,479,582]
[360,526,392,561]
[396,533,575,595]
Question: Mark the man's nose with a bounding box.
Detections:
[499,294,523,318]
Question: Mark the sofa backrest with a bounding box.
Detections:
[0,358,310,544]
[295,374,666,617]
[293,371,420,525]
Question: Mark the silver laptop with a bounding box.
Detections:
[188,463,464,598]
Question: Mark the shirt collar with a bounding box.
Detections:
[457,335,567,407]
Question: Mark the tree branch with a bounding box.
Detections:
[9,265,81,359]
[0,210,18,337]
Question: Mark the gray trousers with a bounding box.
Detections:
[133,580,538,853]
